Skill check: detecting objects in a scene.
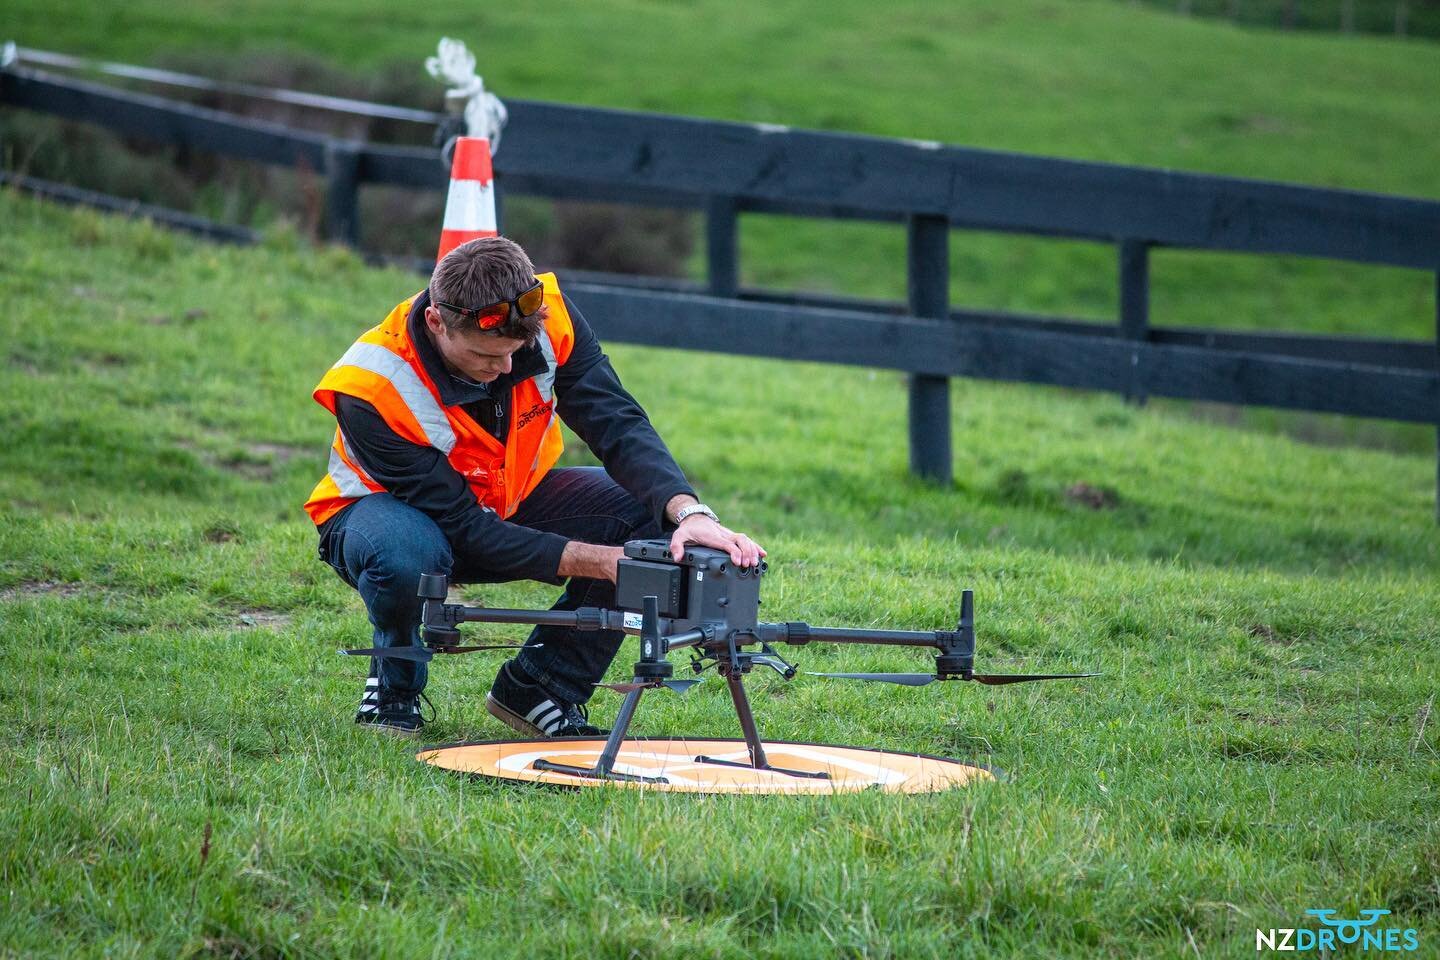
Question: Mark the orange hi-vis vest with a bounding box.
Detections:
[303,272,575,527]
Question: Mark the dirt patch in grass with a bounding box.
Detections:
[0,580,87,600]
[1246,622,1306,647]
[175,438,311,484]
[217,455,274,482]
[236,609,292,630]
[203,521,243,543]
[245,442,306,462]
[1234,711,1286,726]
[1215,735,1316,765]
[79,355,131,378]
[222,442,311,481]
[7,353,42,375]
[1065,483,1120,510]
[146,307,210,326]
[198,935,262,960]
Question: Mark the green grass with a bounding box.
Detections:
[3,182,1440,958]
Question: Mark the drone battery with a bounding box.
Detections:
[615,559,684,617]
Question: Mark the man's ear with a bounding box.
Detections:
[423,305,445,337]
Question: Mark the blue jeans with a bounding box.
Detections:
[319,467,662,704]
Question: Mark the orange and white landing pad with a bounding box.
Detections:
[418,738,997,794]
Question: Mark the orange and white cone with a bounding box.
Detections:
[436,136,498,262]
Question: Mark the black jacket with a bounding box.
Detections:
[318,289,695,583]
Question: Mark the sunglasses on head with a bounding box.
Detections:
[435,278,545,331]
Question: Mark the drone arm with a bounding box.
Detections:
[763,622,952,649]
[656,628,710,651]
[802,626,951,647]
[421,590,682,642]
[446,606,613,628]
[759,591,976,674]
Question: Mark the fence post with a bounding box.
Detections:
[1119,239,1151,406]
[323,140,360,247]
[706,196,738,298]
[1434,271,1439,524]
[907,214,952,485]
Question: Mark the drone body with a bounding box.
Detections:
[617,540,762,637]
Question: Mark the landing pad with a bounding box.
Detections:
[418,737,997,794]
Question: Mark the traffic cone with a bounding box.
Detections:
[436,136,497,262]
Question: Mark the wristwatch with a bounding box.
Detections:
[673,503,719,525]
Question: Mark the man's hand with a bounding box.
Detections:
[669,514,766,568]
[557,541,624,583]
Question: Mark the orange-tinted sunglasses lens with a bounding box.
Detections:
[515,283,545,317]
[475,304,511,329]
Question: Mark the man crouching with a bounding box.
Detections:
[304,237,764,736]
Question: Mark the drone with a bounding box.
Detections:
[341,539,1093,785]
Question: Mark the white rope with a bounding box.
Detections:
[424,37,508,153]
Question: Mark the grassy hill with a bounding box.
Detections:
[4,0,1438,350]
[2,183,1438,958]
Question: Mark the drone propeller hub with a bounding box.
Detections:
[934,653,974,679]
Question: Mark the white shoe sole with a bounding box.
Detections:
[485,693,546,737]
[355,718,422,739]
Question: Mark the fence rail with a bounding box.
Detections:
[3,57,1438,514]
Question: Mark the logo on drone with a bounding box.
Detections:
[1256,909,1418,952]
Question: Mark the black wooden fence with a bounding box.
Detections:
[3,58,1438,515]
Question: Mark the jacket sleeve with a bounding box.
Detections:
[554,295,697,529]
[333,394,570,584]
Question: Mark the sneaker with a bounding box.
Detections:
[356,685,434,739]
[486,661,607,738]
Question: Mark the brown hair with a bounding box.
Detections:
[428,237,547,342]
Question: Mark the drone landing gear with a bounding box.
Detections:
[692,668,829,780]
[531,594,827,784]
[531,595,676,785]
[531,684,670,784]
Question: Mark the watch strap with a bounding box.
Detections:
[674,503,719,525]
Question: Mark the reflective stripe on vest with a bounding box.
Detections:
[331,341,458,454]
[528,333,559,472]
[329,428,381,498]
[327,441,372,499]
